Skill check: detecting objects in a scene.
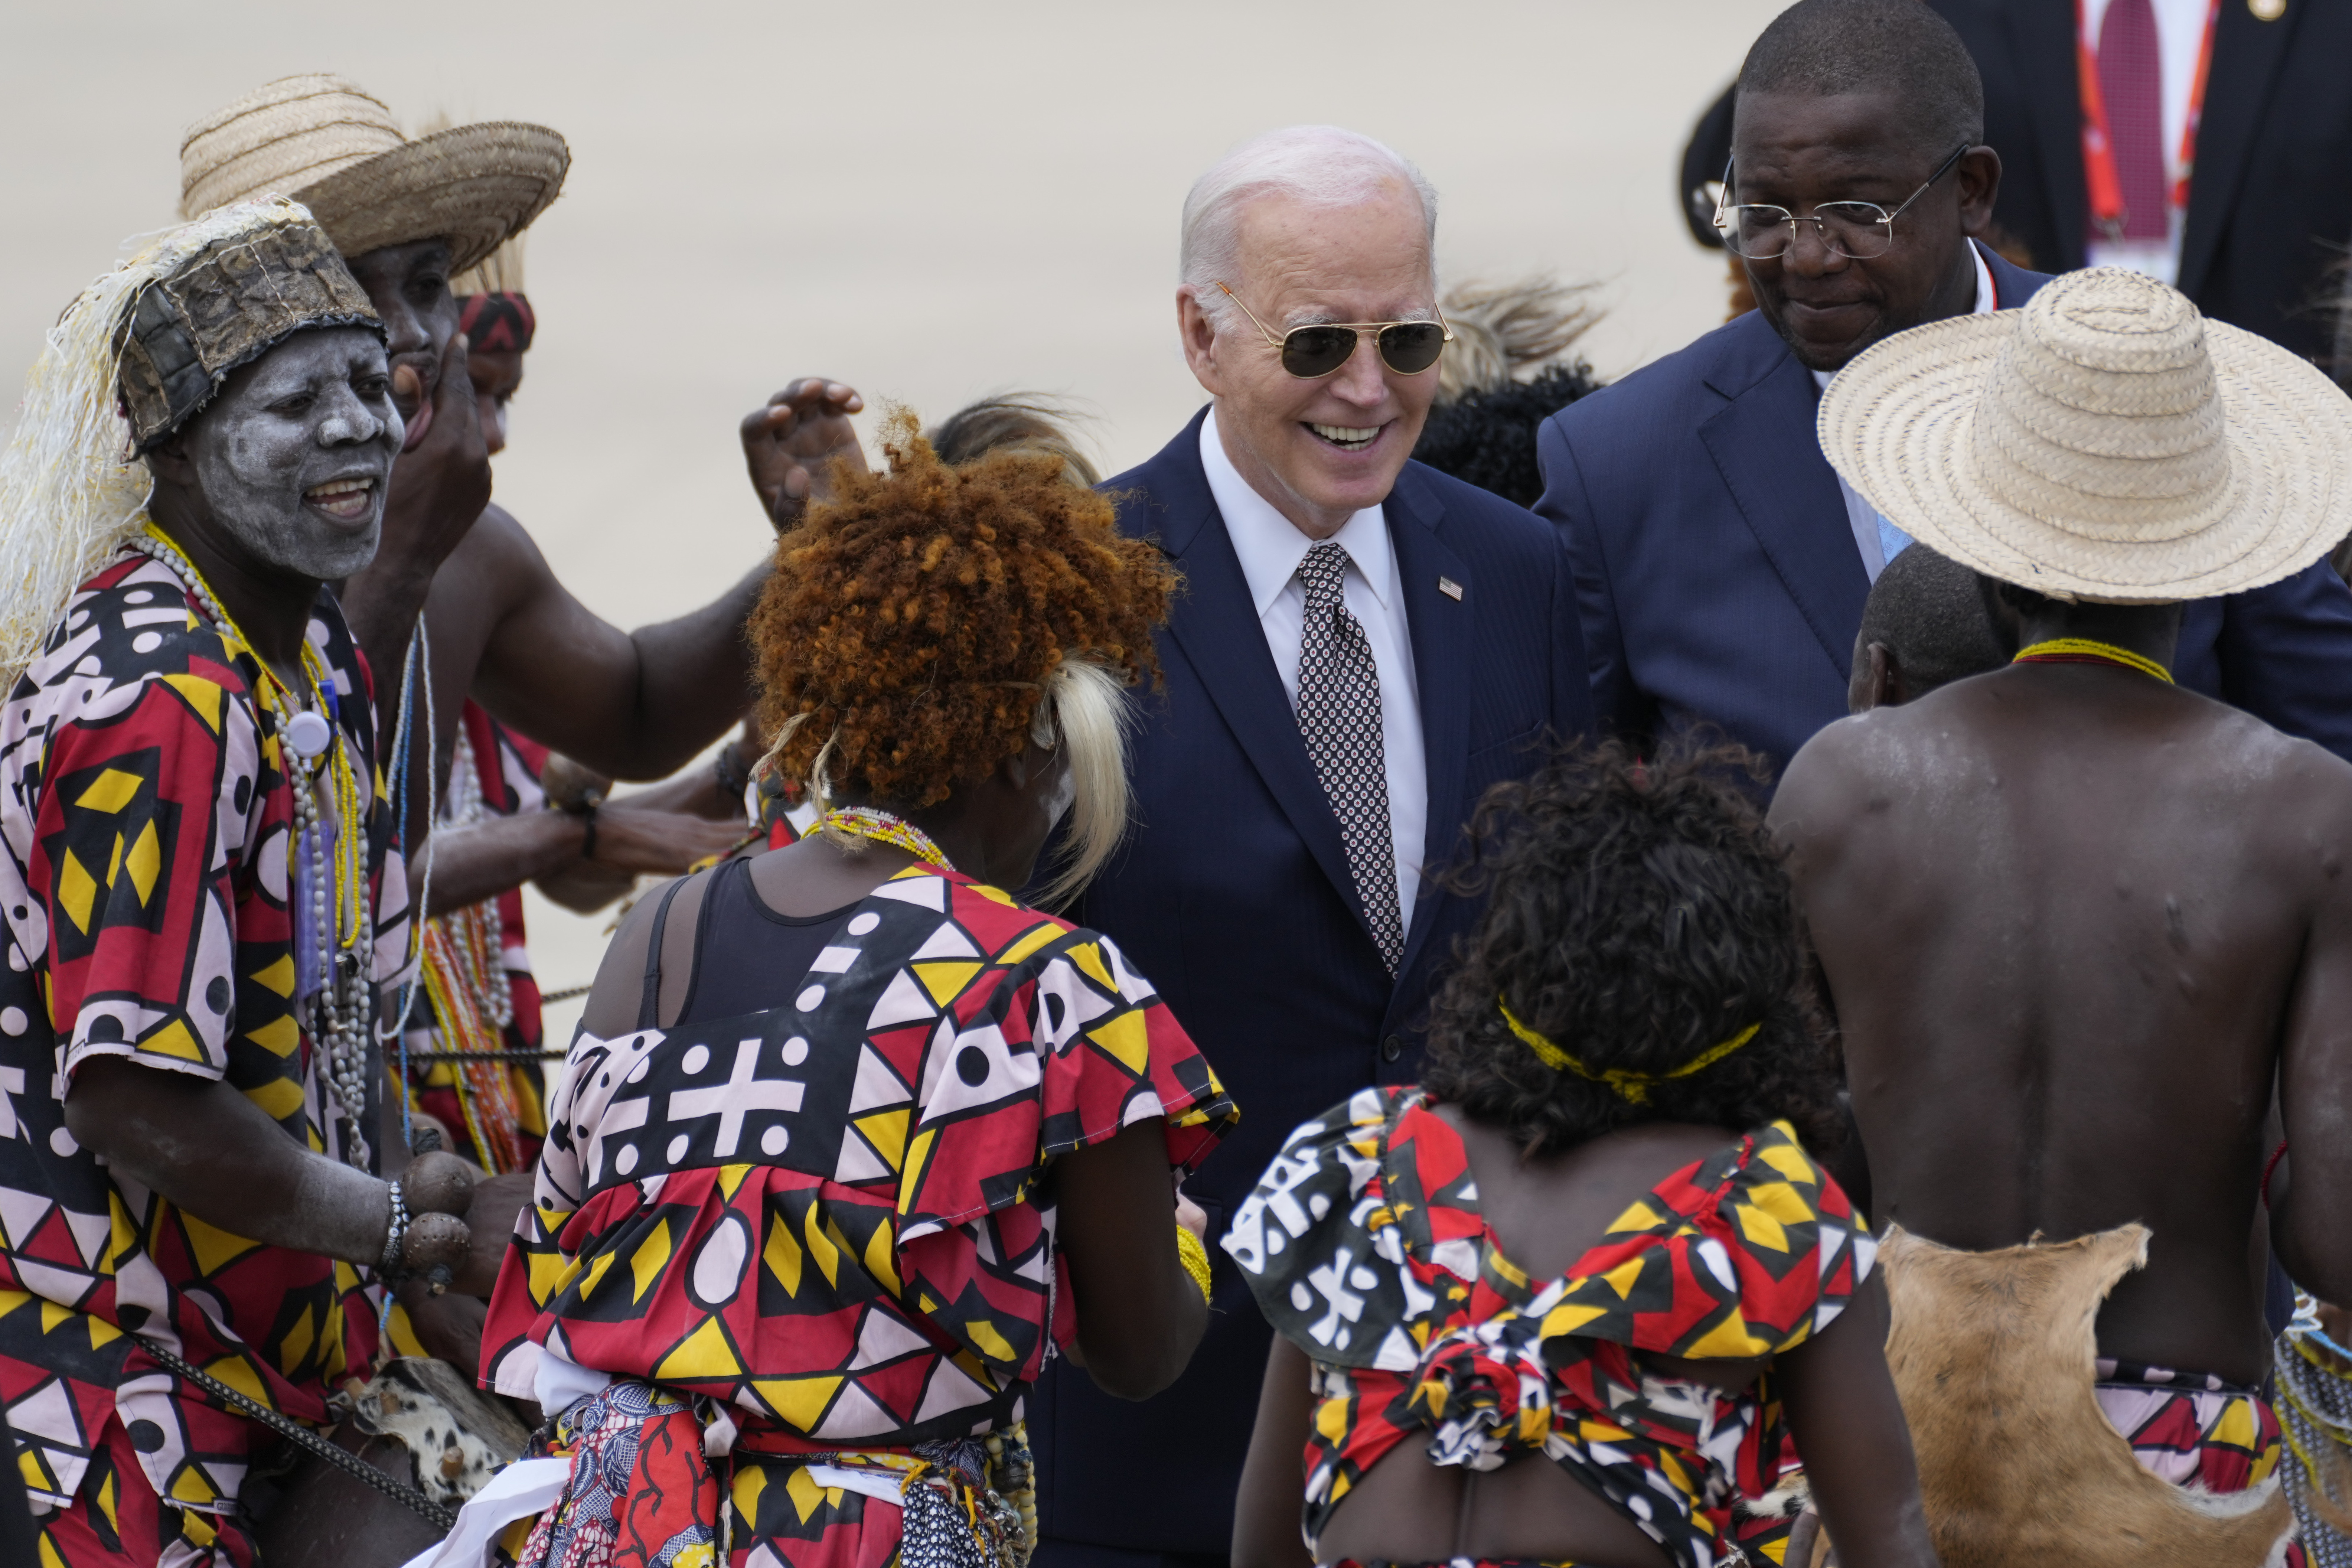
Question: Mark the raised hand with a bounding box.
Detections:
[379,331,491,577]
[740,378,867,530]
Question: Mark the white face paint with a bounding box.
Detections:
[174,326,403,581]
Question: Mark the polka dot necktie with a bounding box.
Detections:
[1295,540,1404,972]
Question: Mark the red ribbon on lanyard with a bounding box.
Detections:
[2077,0,2219,240]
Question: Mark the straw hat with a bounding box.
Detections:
[1818,267,2352,601]
[179,74,568,275]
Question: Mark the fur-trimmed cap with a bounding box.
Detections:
[115,203,381,452]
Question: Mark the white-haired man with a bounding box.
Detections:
[1029,125,1595,1568]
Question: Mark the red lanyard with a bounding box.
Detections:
[2077,0,2219,238]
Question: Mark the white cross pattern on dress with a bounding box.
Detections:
[1304,1242,1370,1351]
[666,1037,806,1157]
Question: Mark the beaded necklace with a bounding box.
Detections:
[2012,636,2175,684]
[819,806,957,873]
[415,724,528,1173]
[128,524,377,1167]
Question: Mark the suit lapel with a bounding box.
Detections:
[2006,0,2087,274]
[1153,417,1370,942]
[2178,0,2300,301]
[1383,472,1471,985]
[1699,317,1868,680]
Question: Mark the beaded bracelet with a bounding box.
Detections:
[380,1179,410,1277]
[1174,1224,1213,1305]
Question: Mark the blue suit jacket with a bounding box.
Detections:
[1536,243,2352,774]
[1029,409,1596,1556]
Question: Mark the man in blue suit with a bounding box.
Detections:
[1539,0,2352,777]
[1028,127,1595,1568]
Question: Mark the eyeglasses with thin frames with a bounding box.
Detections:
[1713,142,1971,261]
[1215,282,1455,379]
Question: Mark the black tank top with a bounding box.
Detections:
[637,856,858,1029]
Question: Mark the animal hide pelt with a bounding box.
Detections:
[1878,1223,2294,1568]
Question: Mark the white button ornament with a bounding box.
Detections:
[283,710,332,757]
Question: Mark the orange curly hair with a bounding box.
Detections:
[751,412,1176,809]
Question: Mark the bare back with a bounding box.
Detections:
[1773,663,2352,1383]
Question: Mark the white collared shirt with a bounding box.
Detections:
[1199,408,1428,934]
[1813,245,1996,581]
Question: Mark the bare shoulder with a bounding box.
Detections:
[578,871,711,1036]
[446,502,553,578]
[1770,709,1899,839]
[2221,711,2352,834]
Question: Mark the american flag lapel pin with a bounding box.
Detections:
[1438,576,1463,600]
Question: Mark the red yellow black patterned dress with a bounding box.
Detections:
[0,551,404,1566]
[480,864,1236,1568]
[1223,1087,1872,1568]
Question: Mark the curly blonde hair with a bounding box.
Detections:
[750,413,1174,891]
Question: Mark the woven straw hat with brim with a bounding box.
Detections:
[179,74,568,276]
[1818,267,2352,603]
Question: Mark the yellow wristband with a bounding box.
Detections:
[1174,1223,1213,1305]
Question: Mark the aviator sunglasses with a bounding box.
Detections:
[1216,282,1454,379]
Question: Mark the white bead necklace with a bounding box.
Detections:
[127,530,377,1167]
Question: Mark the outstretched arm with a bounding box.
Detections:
[464,380,865,781]
[466,521,765,781]
[420,801,749,917]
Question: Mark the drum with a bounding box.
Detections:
[253,1357,532,1568]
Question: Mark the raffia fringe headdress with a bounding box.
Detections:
[0,196,365,690]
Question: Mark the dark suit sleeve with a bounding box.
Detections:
[1534,413,1650,744]
[2218,560,2352,765]
[1547,520,1598,749]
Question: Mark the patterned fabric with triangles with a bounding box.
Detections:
[0,551,404,1560]
[1223,1087,1871,1568]
[482,865,1235,1563]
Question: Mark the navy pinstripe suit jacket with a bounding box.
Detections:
[1029,407,1595,1556]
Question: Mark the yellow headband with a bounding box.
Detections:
[1498,1000,1762,1106]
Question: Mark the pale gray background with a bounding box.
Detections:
[0,0,1782,1030]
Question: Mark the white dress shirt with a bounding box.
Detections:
[2081,0,2212,284]
[1813,244,1996,581]
[1199,408,1428,933]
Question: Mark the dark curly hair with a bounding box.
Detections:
[1409,364,1601,508]
[750,411,1176,809]
[1422,742,1842,1156]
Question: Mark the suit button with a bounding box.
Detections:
[1380,1035,1403,1063]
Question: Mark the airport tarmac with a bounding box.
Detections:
[0,0,1778,1029]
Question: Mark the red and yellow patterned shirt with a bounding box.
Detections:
[1224,1087,1873,1568]
[0,550,405,1521]
[483,866,1235,1563]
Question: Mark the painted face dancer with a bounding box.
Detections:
[445,417,1237,1567]
[176,80,852,1367]
[176,75,858,860]
[0,199,495,1568]
[1227,746,1935,1568]
[1773,265,2352,1564]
